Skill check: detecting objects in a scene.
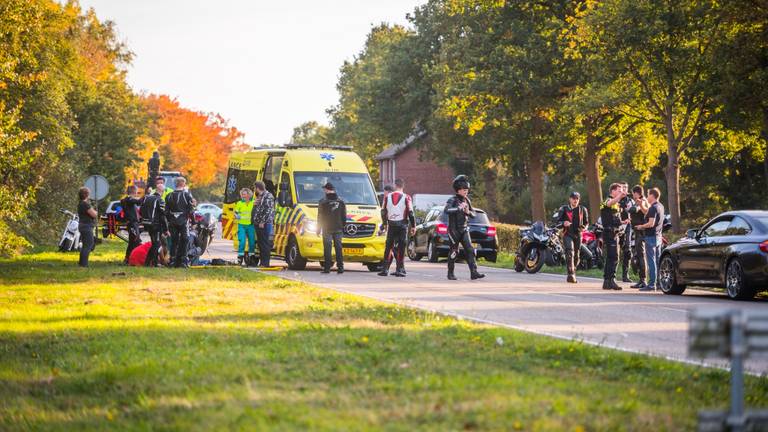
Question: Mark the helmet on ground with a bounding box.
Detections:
[452,175,470,192]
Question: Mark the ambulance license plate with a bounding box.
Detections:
[343,247,365,256]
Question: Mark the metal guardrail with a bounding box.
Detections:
[689,310,768,432]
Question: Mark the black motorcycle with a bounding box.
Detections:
[514,221,566,273]
[191,211,216,255]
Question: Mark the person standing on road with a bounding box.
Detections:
[378,179,416,277]
[165,177,196,268]
[628,185,649,289]
[77,187,98,268]
[120,185,143,265]
[147,151,160,188]
[252,181,276,268]
[445,175,485,281]
[317,182,346,274]
[556,191,589,284]
[234,188,256,266]
[601,183,628,290]
[634,188,665,292]
[140,187,169,267]
[618,182,634,283]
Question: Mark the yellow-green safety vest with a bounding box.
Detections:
[234,199,254,225]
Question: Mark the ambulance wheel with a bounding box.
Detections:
[286,237,307,270]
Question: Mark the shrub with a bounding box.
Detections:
[494,223,524,253]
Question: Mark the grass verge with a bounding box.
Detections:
[1,241,766,431]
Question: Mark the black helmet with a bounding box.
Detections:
[452,174,470,192]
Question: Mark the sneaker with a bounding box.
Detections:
[639,286,656,292]
[630,282,646,289]
[566,274,577,284]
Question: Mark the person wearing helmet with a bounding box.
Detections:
[444,175,485,281]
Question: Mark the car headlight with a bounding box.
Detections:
[301,220,318,236]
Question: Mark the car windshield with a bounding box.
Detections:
[294,172,378,205]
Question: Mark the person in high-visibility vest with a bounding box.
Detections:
[234,188,256,265]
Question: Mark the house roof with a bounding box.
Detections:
[374,128,428,160]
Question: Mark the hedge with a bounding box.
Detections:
[494,223,524,254]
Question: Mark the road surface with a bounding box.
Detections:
[206,238,768,374]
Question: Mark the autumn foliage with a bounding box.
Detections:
[130,94,247,188]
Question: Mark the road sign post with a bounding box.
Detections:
[84,175,110,239]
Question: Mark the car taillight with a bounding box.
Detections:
[760,240,768,253]
[487,226,497,237]
[436,223,448,235]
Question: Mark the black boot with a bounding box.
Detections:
[378,261,390,276]
[602,279,613,290]
[567,274,577,283]
[447,272,457,280]
[470,270,485,280]
[610,279,623,290]
[394,267,406,277]
[237,255,244,266]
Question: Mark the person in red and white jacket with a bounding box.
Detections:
[378,179,415,277]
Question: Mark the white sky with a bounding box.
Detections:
[80,0,422,145]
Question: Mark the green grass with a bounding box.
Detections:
[481,252,605,279]
[1,242,766,431]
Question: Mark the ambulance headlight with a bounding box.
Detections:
[302,220,318,236]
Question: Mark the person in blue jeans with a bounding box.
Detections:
[251,181,276,267]
[634,187,665,291]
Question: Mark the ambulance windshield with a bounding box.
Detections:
[294,172,378,205]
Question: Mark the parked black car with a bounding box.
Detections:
[658,210,768,300]
[407,205,498,263]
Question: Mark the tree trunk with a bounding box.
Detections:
[762,107,768,194]
[528,144,546,222]
[664,117,683,233]
[583,130,602,222]
[482,163,499,220]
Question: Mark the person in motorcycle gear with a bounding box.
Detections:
[378,178,416,277]
[444,175,485,281]
[165,177,196,268]
[618,183,634,283]
[628,185,648,288]
[140,186,169,267]
[317,182,346,274]
[601,183,628,290]
[121,185,143,265]
[147,151,160,188]
[556,191,589,283]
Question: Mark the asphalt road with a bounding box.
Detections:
[206,238,768,374]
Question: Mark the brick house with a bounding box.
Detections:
[374,131,455,195]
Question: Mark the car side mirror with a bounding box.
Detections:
[686,229,697,239]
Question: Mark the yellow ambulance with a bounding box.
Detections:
[222,145,386,270]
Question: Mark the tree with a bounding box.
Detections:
[575,0,725,232]
[290,121,330,145]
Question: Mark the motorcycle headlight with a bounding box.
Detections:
[301,220,318,236]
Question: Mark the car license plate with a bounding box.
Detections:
[343,247,364,255]
[473,243,481,249]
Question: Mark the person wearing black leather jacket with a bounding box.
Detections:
[555,191,589,283]
[120,185,143,264]
[618,183,634,283]
[317,182,347,274]
[444,175,485,281]
[165,177,196,268]
[627,185,648,289]
[600,183,627,290]
[140,188,169,267]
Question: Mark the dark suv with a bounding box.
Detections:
[407,205,498,263]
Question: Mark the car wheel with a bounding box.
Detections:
[427,239,439,263]
[286,237,307,270]
[726,258,754,300]
[524,247,545,274]
[658,254,685,295]
[407,239,423,261]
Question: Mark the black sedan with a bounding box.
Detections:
[407,206,498,263]
[658,210,768,300]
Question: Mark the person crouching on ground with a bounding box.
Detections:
[234,188,256,266]
[251,181,276,268]
[77,187,98,268]
[556,191,589,284]
[317,182,346,274]
[445,175,485,281]
[378,178,416,277]
[121,185,143,265]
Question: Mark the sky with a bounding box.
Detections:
[79,0,423,145]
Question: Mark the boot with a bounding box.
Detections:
[470,270,485,280]
[602,279,614,290]
[237,255,244,266]
[567,274,577,284]
[630,281,646,289]
[447,271,457,280]
[394,267,406,277]
[610,279,623,290]
[621,270,632,283]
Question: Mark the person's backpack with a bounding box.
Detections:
[140,195,160,225]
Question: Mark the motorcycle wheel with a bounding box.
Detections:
[524,247,545,274]
[59,238,72,252]
[578,244,593,270]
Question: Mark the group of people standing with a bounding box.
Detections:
[557,182,665,291]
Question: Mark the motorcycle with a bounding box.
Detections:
[582,222,603,270]
[514,221,565,273]
[58,209,81,252]
[191,211,216,255]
